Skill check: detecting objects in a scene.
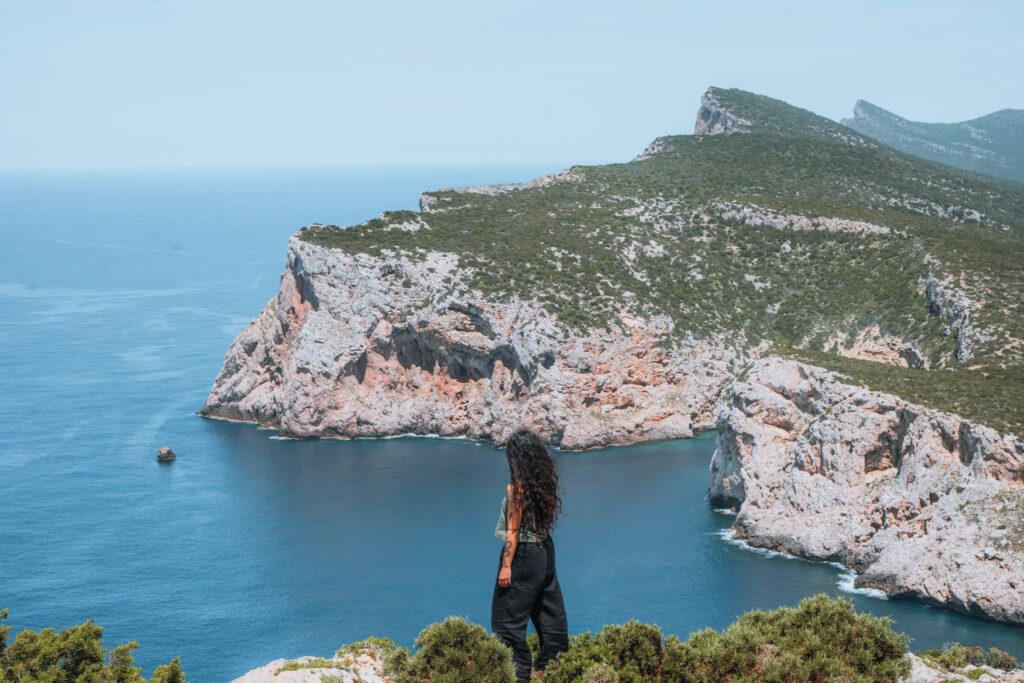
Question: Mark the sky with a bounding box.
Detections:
[2,0,1022,168]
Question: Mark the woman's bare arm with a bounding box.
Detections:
[498,483,520,587]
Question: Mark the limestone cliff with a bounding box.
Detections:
[201,237,737,449]
[203,86,1024,625]
[712,357,1024,624]
[694,88,752,136]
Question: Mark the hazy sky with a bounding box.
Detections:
[3,0,1022,168]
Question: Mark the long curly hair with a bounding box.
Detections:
[505,429,562,537]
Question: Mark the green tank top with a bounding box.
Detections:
[494,494,548,543]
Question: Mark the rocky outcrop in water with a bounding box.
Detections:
[201,237,737,449]
[712,357,1024,625]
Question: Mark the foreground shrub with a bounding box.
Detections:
[984,647,1020,671]
[543,632,610,683]
[382,616,515,683]
[336,635,400,658]
[546,595,911,682]
[0,608,187,683]
[919,643,1019,672]
[599,621,664,682]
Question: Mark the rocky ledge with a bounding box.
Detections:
[712,357,1024,624]
[201,237,737,449]
[233,651,1023,682]
[232,650,386,683]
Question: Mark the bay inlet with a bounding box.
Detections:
[1,167,1021,682]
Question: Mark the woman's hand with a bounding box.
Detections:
[498,566,512,588]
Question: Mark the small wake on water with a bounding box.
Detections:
[833,564,887,599]
[713,528,887,600]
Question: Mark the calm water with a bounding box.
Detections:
[1,167,1021,681]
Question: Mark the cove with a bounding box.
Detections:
[1,167,1022,682]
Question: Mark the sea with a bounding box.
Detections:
[1,165,1021,681]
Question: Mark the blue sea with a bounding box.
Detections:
[1,166,1022,681]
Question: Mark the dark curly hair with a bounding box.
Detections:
[505,429,562,538]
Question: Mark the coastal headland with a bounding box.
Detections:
[203,87,1024,625]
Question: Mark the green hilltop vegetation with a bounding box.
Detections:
[301,87,1024,437]
[4,599,1019,682]
[0,608,187,683]
[842,99,1024,183]
[319,596,1017,682]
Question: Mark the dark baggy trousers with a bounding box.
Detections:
[491,535,569,683]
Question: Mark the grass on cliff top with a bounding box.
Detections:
[301,89,1022,358]
[300,87,1024,429]
[774,346,1024,439]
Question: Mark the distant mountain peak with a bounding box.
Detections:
[842,100,1024,182]
[638,87,875,160]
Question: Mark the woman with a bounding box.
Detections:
[491,429,569,682]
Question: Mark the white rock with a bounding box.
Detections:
[712,357,1024,625]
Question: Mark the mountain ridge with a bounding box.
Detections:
[842,99,1024,183]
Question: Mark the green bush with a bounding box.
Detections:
[546,595,910,683]
[582,661,620,682]
[938,643,970,669]
[0,608,187,683]
[336,635,400,658]
[382,616,515,683]
[544,632,614,683]
[984,647,1019,671]
[919,643,1019,672]
[149,658,187,683]
[600,621,664,682]
[274,657,336,674]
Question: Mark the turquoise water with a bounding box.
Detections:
[1,167,1021,681]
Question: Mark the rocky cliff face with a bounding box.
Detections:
[712,357,1024,624]
[926,275,985,363]
[201,237,737,449]
[694,88,752,136]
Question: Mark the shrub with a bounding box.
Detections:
[918,643,1019,672]
[336,635,400,657]
[150,658,187,683]
[984,647,1019,671]
[547,595,911,683]
[941,642,969,669]
[383,616,515,683]
[666,595,911,682]
[582,661,620,682]
[275,657,336,674]
[0,608,187,682]
[544,633,613,683]
[600,621,664,682]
